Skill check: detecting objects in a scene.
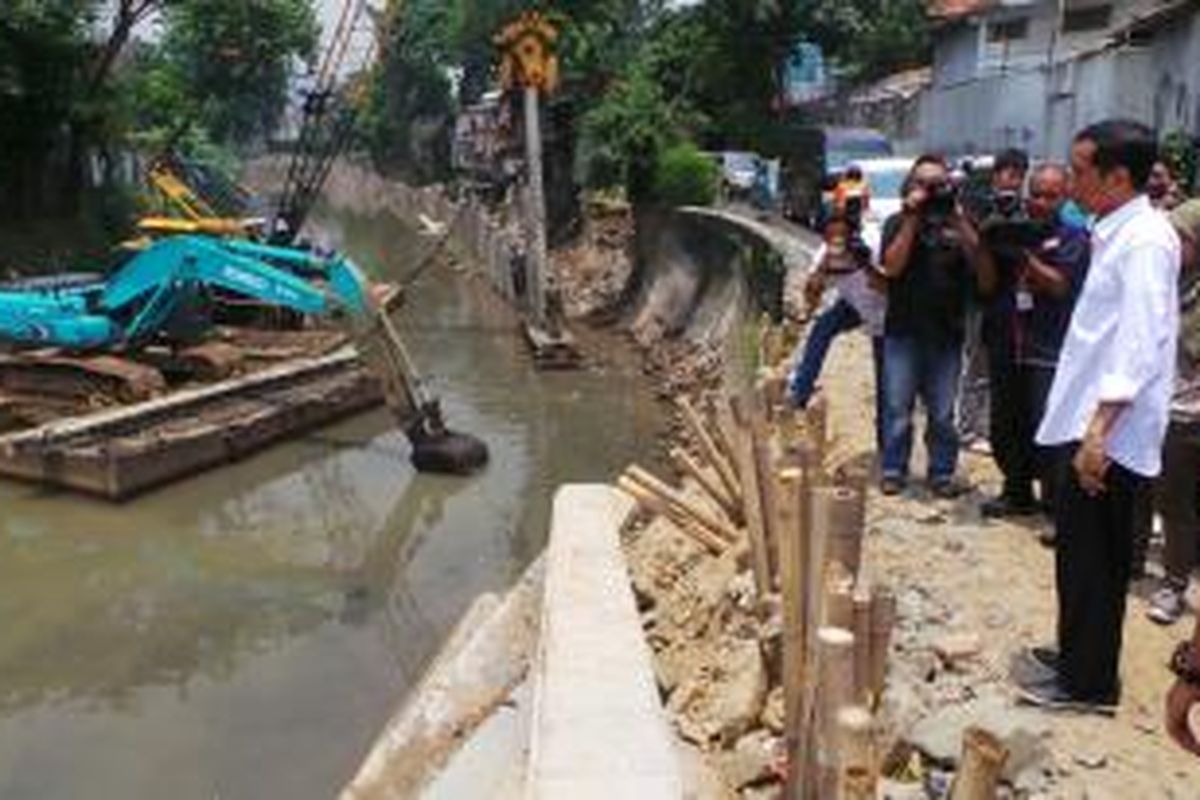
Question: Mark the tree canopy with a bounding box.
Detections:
[0,0,316,219]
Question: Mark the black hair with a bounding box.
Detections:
[1074,119,1158,190]
[913,153,947,171]
[844,165,864,181]
[995,148,1030,175]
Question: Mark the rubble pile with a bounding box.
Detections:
[623,513,785,799]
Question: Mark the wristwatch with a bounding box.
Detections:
[1169,641,1200,687]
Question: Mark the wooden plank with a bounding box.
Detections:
[0,348,360,452]
[0,364,381,499]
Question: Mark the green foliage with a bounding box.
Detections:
[163,0,317,145]
[651,142,718,207]
[1162,129,1198,194]
[361,0,456,182]
[578,65,703,201]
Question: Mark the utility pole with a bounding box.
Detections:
[523,83,548,326]
[496,12,580,368]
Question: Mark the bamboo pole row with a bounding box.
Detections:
[616,332,898,799]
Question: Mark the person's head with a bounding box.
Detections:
[844,165,864,182]
[993,148,1030,193]
[1026,163,1071,222]
[1148,160,1176,201]
[909,154,950,191]
[1070,119,1158,216]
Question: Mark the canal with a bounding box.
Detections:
[0,207,662,798]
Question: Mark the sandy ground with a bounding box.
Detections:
[819,330,1200,799]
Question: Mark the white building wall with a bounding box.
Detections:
[921,1,1200,160]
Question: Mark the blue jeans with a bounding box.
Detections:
[882,334,963,481]
[788,298,884,449]
[789,298,862,406]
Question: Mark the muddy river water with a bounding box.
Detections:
[0,208,662,798]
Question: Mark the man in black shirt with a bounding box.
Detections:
[976,163,1090,518]
[879,155,981,497]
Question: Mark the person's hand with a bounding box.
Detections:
[867,267,888,293]
[903,185,927,214]
[1073,430,1110,495]
[804,274,826,311]
[1166,678,1200,756]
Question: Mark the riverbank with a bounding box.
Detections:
[622,331,1200,797]
[550,203,1200,797]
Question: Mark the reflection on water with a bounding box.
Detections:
[0,208,662,799]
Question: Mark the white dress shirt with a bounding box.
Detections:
[1036,194,1180,477]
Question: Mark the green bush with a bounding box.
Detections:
[652,142,718,207]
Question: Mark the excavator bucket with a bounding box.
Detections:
[353,302,489,475]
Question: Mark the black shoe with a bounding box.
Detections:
[1016,674,1118,716]
[880,476,906,496]
[981,494,1039,518]
[929,477,971,499]
[1016,645,1060,680]
[1038,526,1057,548]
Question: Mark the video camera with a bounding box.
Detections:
[923,182,958,218]
[993,189,1022,219]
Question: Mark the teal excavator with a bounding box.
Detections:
[0,235,488,475]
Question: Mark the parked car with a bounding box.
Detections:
[718,151,761,199]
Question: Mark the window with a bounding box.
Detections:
[1062,5,1112,33]
[988,17,1030,43]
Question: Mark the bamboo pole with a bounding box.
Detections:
[868,587,897,704]
[712,395,741,470]
[776,466,807,800]
[624,465,739,543]
[669,446,742,524]
[836,706,875,799]
[838,766,875,800]
[677,397,741,504]
[728,407,772,599]
[822,562,855,630]
[949,727,1010,800]
[811,484,865,578]
[752,421,781,585]
[852,585,873,705]
[806,392,829,450]
[615,476,726,555]
[815,627,856,799]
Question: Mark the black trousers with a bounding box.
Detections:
[987,335,1057,502]
[1053,445,1148,699]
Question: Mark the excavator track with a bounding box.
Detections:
[0,352,168,407]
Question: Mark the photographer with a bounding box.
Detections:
[976,163,1090,520]
[957,149,1029,455]
[788,177,886,448]
[878,155,980,497]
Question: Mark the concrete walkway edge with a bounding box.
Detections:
[525,484,683,799]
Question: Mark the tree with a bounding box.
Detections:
[162,0,317,145]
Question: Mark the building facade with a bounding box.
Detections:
[921,0,1200,159]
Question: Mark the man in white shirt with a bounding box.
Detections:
[1019,120,1180,713]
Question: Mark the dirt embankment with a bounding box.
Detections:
[557,206,1200,798]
